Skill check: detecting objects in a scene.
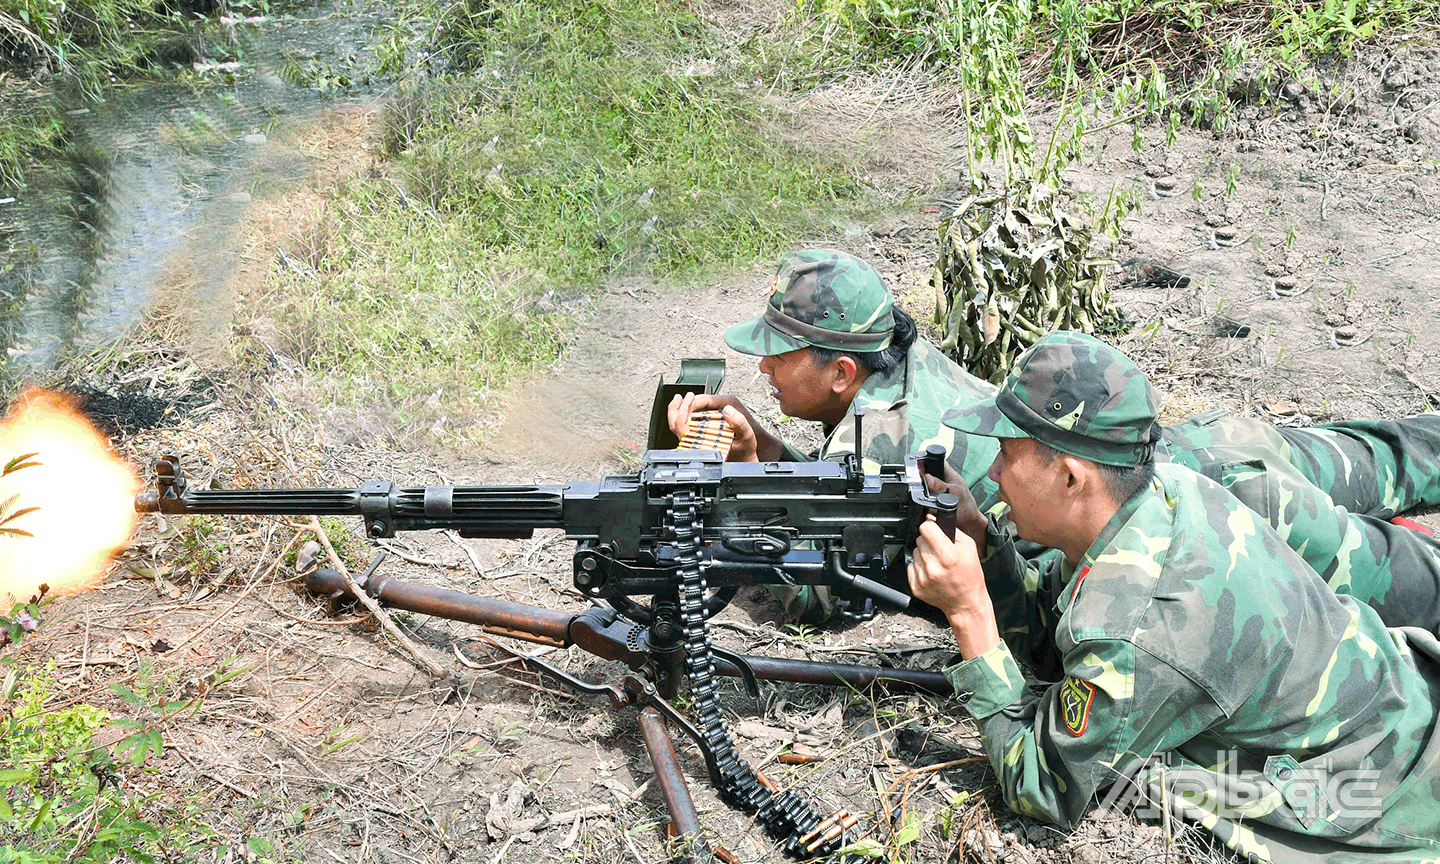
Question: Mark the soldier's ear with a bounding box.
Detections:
[1056,455,1094,496]
[1059,455,1111,504]
[829,356,862,392]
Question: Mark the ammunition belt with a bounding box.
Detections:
[668,487,853,859]
[677,410,735,457]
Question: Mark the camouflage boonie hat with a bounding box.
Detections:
[723,249,894,356]
[942,331,1161,466]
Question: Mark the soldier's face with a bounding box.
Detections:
[758,349,844,421]
[988,437,1063,544]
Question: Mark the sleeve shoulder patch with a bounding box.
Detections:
[1060,676,1097,737]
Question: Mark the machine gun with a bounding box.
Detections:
[134,388,964,862]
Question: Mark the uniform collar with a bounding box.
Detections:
[1055,474,1162,613]
[820,345,911,440]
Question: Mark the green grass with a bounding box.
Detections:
[0,93,64,190]
[790,0,1440,76]
[784,0,1440,137]
[250,0,881,442]
[381,0,871,282]
[248,180,578,442]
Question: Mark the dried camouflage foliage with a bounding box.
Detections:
[931,180,1122,384]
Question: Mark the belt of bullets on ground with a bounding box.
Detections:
[671,413,854,859]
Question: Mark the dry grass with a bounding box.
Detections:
[776,71,964,200]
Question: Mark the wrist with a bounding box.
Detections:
[946,603,1000,661]
[754,432,784,462]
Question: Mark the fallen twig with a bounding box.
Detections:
[170,526,288,653]
[1366,247,1414,266]
[452,642,582,700]
[305,516,449,678]
[264,598,373,627]
[174,747,256,800]
[446,530,486,576]
[880,759,984,797]
[374,539,446,567]
[539,803,613,831]
[276,679,342,724]
[708,619,777,638]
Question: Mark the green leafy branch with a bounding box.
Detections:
[105,657,252,768]
[0,452,40,539]
[0,662,225,862]
[0,451,45,652]
[0,587,49,651]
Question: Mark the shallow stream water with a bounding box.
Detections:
[0,0,390,388]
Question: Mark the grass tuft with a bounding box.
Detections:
[380,0,865,283]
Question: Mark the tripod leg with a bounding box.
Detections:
[637,706,711,863]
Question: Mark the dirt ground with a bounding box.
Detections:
[12,23,1440,864]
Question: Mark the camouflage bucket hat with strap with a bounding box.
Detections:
[942,331,1161,467]
[724,249,894,357]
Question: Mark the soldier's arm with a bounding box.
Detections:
[946,636,1223,828]
[977,518,1068,673]
[909,518,1000,658]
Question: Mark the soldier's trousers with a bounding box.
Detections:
[1162,411,1440,631]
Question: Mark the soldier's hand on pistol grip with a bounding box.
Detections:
[908,515,1001,660]
[921,463,989,552]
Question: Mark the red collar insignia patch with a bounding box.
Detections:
[1069,564,1091,603]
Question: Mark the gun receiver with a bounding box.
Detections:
[137,448,952,618]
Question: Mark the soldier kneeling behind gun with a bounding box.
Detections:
[667,248,1000,622]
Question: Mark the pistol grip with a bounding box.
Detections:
[934,493,959,541]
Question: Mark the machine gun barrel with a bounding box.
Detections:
[135,486,363,516]
[134,455,567,539]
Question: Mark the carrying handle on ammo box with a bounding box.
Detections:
[646,358,727,451]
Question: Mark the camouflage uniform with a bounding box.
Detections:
[769,337,1000,504]
[942,332,1440,863]
[723,249,1000,620]
[1160,412,1440,631]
